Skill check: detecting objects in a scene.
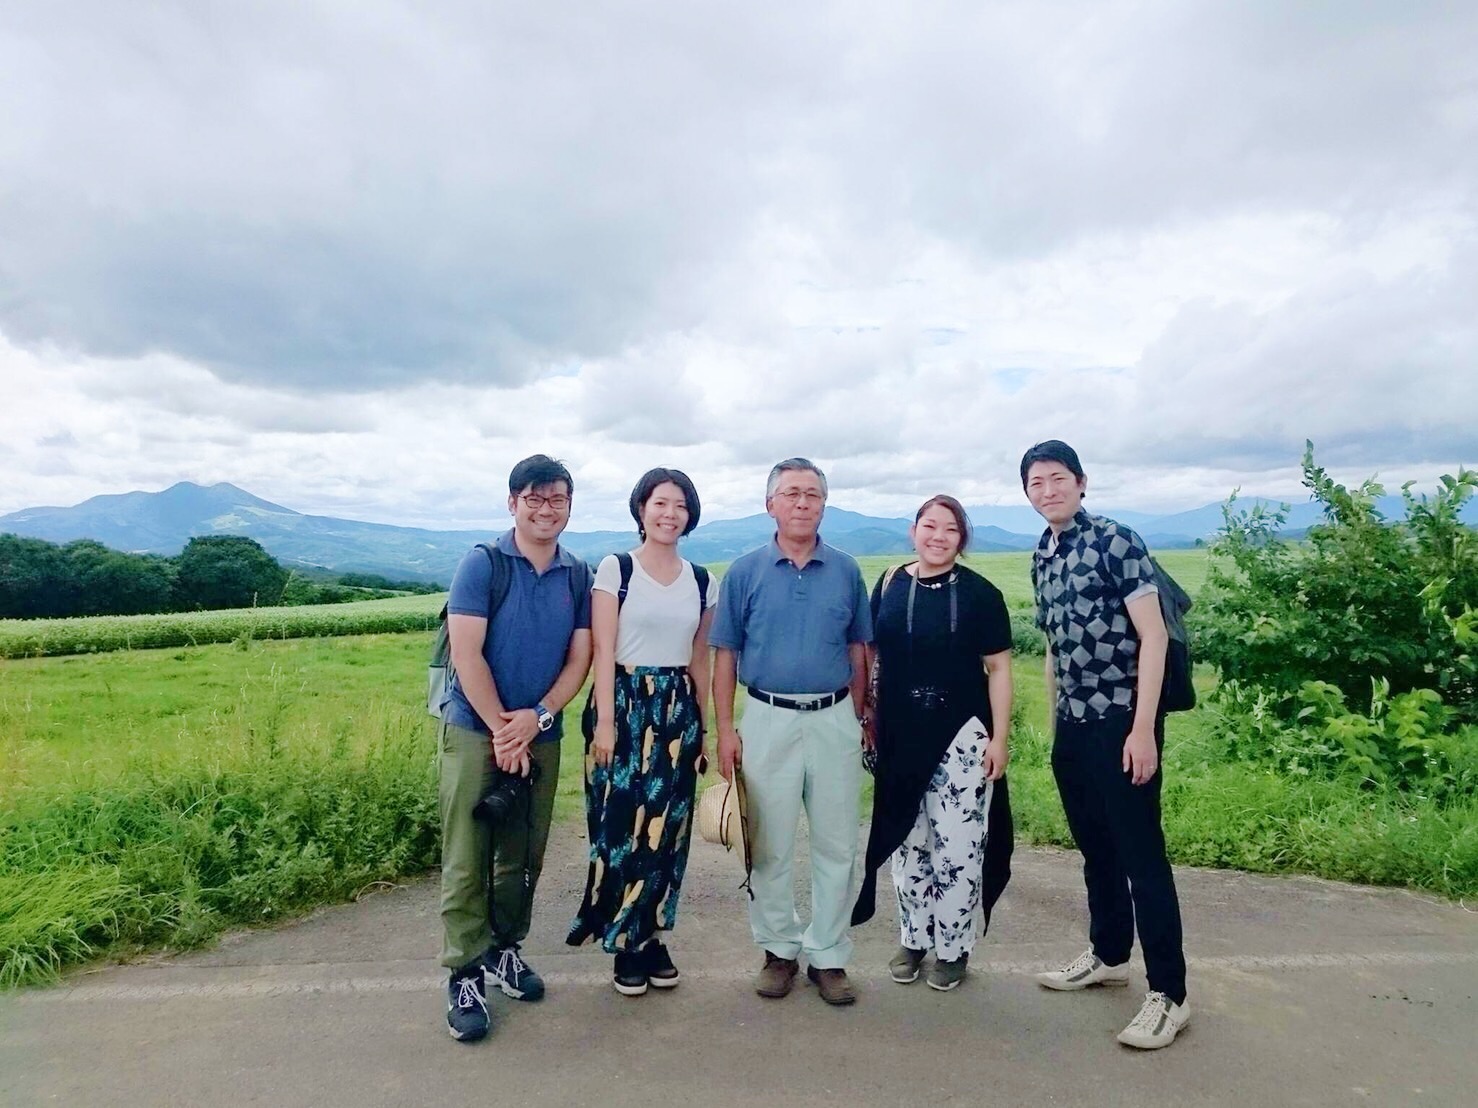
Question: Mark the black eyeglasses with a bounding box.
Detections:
[519,494,571,510]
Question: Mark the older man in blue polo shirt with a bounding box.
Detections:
[712,457,873,1006]
[439,454,593,1043]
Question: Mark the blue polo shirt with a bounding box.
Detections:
[443,530,592,741]
[710,535,872,694]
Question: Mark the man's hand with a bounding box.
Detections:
[489,733,531,776]
[492,709,539,774]
[1122,723,1159,785]
[717,725,743,781]
[860,714,877,753]
[591,720,617,769]
[984,735,1009,781]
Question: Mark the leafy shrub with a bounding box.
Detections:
[1212,678,1476,800]
[1197,443,1478,721]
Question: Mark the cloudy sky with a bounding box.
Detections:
[1,1,1474,531]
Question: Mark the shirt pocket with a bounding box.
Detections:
[822,602,853,644]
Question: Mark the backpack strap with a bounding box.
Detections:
[478,542,510,619]
[567,553,594,608]
[693,563,711,617]
[614,552,635,610]
[880,561,907,596]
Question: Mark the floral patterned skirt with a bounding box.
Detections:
[566,665,704,953]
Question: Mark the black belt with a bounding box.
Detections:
[747,686,850,712]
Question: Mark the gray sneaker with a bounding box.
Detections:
[889,946,927,984]
[927,954,967,992]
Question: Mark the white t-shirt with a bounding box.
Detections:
[593,553,714,666]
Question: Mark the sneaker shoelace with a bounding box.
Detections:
[1061,950,1099,977]
[456,978,484,1011]
[495,947,529,985]
[1126,992,1171,1033]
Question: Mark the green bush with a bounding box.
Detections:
[1198,443,1477,721]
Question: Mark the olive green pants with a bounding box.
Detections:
[438,721,561,970]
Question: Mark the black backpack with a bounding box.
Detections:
[1082,529,1197,715]
[427,543,593,718]
[1148,557,1196,713]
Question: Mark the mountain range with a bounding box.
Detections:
[3,481,1472,583]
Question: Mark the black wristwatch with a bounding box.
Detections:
[534,703,554,732]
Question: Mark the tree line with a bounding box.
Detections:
[0,534,442,619]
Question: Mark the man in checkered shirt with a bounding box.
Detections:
[1021,440,1190,1051]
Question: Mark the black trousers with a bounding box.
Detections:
[1052,711,1186,1003]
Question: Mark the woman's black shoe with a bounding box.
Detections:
[613,950,649,996]
[643,940,680,989]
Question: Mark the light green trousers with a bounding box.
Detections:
[438,721,561,970]
[740,695,862,969]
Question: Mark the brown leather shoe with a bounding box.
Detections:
[756,952,799,998]
[806,965,858,1006]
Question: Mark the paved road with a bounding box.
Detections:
[3,829,1475,1107]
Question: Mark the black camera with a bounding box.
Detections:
[473,762,541,825]
[908,686,948,712]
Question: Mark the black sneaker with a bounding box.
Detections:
[446,966,490,1042]
[613,950,649,996]
[642,940,680,989]
[486,945,545,1001]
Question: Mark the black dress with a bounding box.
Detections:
[852,562,1014,927]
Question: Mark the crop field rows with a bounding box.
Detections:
[0,549,1214,660]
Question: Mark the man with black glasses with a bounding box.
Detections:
[438,454,593,1042]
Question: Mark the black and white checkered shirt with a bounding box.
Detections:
[1032,510,1160,721]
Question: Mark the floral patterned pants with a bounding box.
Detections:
[890,718,995,962]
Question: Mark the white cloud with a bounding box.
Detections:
[0,1,1474,532]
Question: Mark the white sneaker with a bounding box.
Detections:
[1117,991,1190,1050]
[1036,950,1131,991]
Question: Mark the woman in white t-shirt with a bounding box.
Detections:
[566,467,715,996]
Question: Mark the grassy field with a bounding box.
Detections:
[0,594,443,659]
[6,543,1474,988]
[5,617,1476,988]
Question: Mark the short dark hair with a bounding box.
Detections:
[914,494,972,555]
[508,454,573,497]
[630,467,702,537]
[1019,440,1085,490]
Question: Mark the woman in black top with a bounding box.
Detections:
[852,495,1014,991]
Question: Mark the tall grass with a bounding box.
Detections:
[0,702,438,988]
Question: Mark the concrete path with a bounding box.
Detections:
[3,828,1475,1107]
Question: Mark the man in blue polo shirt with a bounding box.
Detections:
[439,454,593,1043]
[712,457,872,1006]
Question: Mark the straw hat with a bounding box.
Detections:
[697,769,752,872]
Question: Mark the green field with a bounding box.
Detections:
[0,593,444,659]
[5,543,1475,988]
